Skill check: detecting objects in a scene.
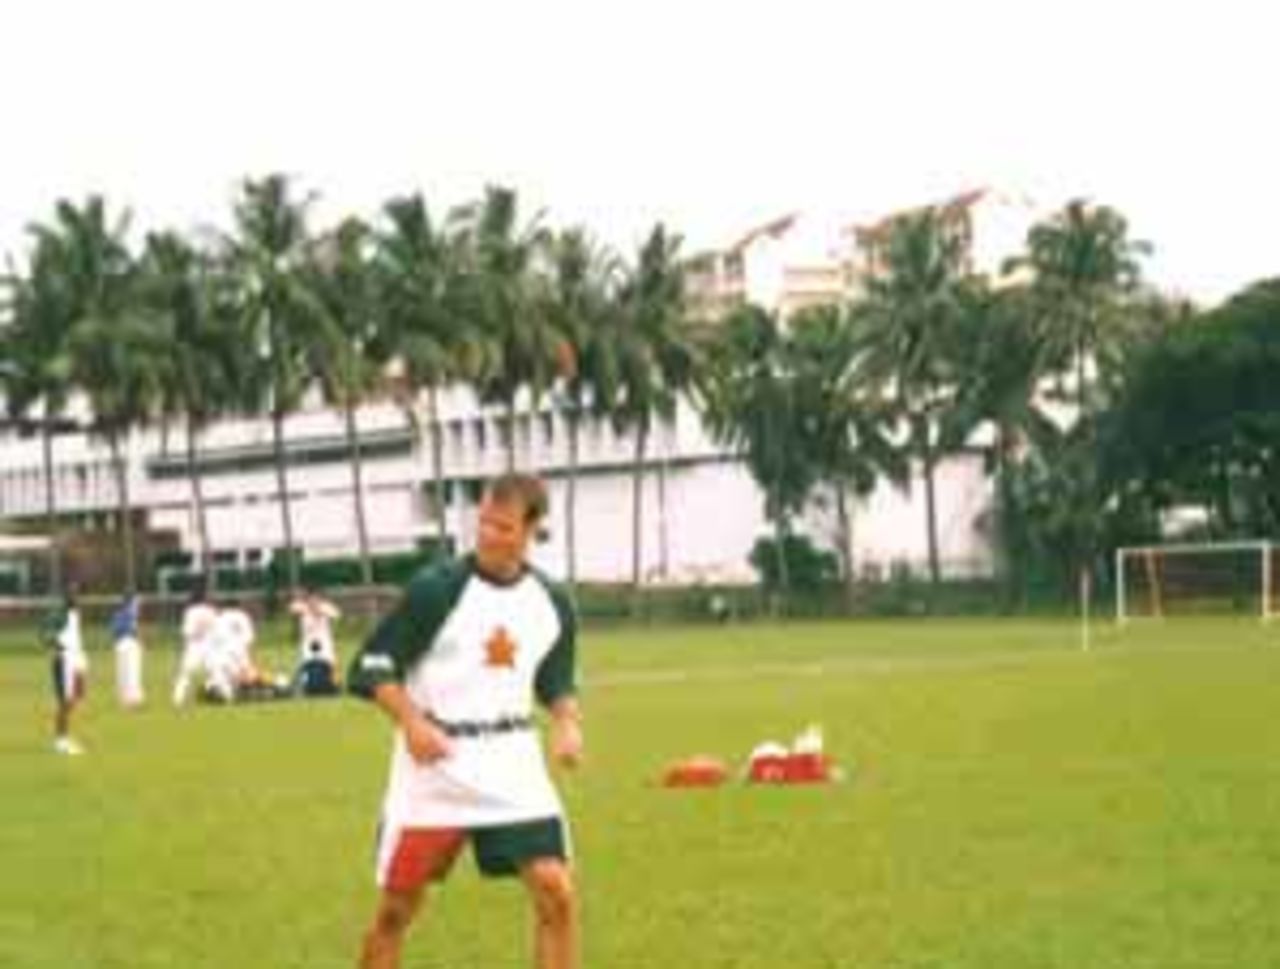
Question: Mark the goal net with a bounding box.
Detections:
[1115,541,1276,622]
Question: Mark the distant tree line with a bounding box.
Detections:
[2,178,1278,611]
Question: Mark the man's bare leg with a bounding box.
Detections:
[521,858,578,969]
[359,887,425,969]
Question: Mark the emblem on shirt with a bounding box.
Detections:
[484,626,517,668]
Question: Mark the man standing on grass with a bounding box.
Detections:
[110,591,145,708]
[45,584,88,755]
[348,472,583,969]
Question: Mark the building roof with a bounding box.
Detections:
[727,212,798,254]
[850,187,988,245]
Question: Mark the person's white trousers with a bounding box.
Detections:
[115,637,145,707]
[172,641,208,706]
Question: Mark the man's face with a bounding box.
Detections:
[476,496,533,575]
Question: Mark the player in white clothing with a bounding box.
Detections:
[290,587,341,694]
[45,585,88,755]
[290,586,341,666]
[348,473,583,969]
[173,588,220,705]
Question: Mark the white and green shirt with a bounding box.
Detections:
[45,605,87,672]
[349,555,578,828]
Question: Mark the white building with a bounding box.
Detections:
[849,187,1041,291]
[686,188,1042,322]
[0,389,781,585]
[686,212,854,322]
[0,388,996,587]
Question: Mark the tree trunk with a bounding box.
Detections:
[657,428,669,581]
[835,483,855,613]
[109,432,138,593]
[769,394,789,617]
[997,424,1024,612]
[1079,562,1093,651]
[271,406,301,590]
[922,429,941,589]
[772,511,790,618]
[41,417,63,595]
[428,385,447,552]
[565,406,580,593]
[343,396,374,588]
[505,400,517,472]
[1215,456,1233,533]
[185,415,213,587]
[631,421,648,615]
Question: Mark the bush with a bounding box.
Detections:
[749,534,839,592]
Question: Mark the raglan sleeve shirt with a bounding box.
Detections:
[534,582,578,708]
[347,561,463,699]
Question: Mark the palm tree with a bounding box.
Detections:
[544,227,620,590]
[40,198,161,592]
[788,305,908,603]
[1013,200,1150,415]
[1011,200,1150,626]
[856,207,972,589]
[376,193,487,550]
[2,238,77,592]
[456,186,564,471]
[940,285,1057,605]
[615,224,698,603]
[141,231,243,584]
[701,303,812,601]
[67,311,169,594]
[227,175,323,591]
[303,218,382,587]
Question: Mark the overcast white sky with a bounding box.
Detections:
[1,0,1276,302]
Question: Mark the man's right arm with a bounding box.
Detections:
[348,567,460,763]
[371,682,452,763]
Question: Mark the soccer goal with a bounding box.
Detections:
[1115,540,1276,623]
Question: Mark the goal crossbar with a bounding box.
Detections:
[1115,540,1275,623]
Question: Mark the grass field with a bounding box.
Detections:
[2,616,1279,968]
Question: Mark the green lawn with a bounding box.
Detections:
[2,617,1279,967]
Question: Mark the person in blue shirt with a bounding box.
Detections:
[110,592,145,708]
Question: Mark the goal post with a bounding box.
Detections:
[1115,540,1275,624]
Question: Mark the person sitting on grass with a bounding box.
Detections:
[289,585,341,669]
[296,640,341,697]
[173,584,219,706]
[206,605,288,702]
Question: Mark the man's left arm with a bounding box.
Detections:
[536,586,582,768]
[547,695,583,768]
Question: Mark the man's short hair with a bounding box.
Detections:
[486,473,548,526]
